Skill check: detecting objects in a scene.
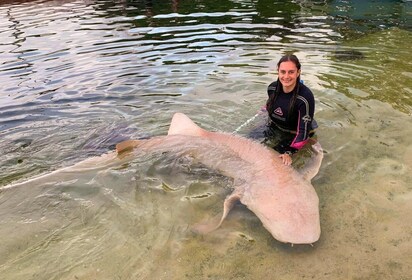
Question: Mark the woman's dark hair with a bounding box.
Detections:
[266,54,301,118]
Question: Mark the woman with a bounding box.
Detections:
[265,54,317,166]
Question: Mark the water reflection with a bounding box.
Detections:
[328,0,411,35]
[323,28,412,113]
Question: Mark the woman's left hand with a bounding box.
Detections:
[279,153,292,166]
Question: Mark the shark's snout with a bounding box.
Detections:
[246,179,321,245]
[259,211,321,245]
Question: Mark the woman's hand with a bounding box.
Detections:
[279,153,292,166]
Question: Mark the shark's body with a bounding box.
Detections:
[2,113,323,245]
[117,113,323,244]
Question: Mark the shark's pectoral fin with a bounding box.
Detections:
[298,141,324,181]
[192,189,242,235]
[217,190,242,227]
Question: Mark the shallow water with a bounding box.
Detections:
[0,0,411,279]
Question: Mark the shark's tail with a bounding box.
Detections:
[116,140,140,153]
[167,113,206,137]
[117,113,203,154]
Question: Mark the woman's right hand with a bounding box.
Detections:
[279,153,292,166]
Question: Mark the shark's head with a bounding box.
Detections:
[166,113,322,244]
[243,177,321,245]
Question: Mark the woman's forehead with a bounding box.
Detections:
[278,61,298,70]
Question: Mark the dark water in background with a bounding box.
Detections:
[0,1,411,279]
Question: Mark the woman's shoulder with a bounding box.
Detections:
[298,83,314,97]
[267,80,278,96]
[267,80,278,90]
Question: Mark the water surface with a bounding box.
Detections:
[0,0,411,279]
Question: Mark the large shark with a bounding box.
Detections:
[117,113,324,245]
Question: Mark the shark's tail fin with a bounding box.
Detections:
[116,140,140,154]
[168,113,206,137]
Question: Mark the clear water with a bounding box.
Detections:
[0,0,411,279]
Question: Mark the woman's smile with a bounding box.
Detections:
[278,61,300,93]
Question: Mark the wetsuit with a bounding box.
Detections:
[265,80,316,154]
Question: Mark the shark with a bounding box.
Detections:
[116,113,324,245]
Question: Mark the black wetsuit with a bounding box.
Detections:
[265,80,316,154]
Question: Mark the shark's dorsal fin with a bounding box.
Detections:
[168,113,206,137]
[299,141,324,181]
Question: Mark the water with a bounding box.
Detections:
[0,0,411,279]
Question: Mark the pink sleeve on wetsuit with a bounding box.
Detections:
[290,110,310,150]
[290,138,309,150]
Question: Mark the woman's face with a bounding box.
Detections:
[278,61,300,92]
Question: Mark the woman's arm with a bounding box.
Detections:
[290,89,315,150]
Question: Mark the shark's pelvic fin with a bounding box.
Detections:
[116,140,140,154]
[168,112,206,137]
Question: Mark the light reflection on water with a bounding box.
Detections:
[0,0,411,279]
